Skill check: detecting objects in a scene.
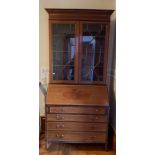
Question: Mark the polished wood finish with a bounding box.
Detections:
[48,106,106,114]
[46,84,109,149]
[46,9,114,22]
[45,9,113,151]
[45,85,109,150]
[47,114,108,122]
[47,131,107,142]
[47,84,109,105]
[47,122,108,131]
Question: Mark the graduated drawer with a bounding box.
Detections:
[47,122,108,132]
[47,106,106,115]
[47,114,108,122]
[47,131,107,143]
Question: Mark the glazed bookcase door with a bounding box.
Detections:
[49,21,79,83]
[79,22,108,84]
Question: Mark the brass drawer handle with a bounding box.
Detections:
[95,109,99,112]
[95,116,98,120]
[56,134,64,138]
[56,115,64,120]
[56,124,64,128]
[60,134,64,138]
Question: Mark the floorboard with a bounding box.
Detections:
[39,133,116,155]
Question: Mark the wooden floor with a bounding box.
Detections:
[39,133,116,155]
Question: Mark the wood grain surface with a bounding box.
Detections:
[47,122,108,132]
[47,114,108,122]
[47,84,109,105]
[48,106,106,114]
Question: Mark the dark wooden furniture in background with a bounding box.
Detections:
[45,9,114,150]
[39,82,47,135]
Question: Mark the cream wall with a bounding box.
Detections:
[39,0,116,130]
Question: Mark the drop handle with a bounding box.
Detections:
[95,109,99,112]
[56,115,64,120]
[56,134,64,138]
[95,116,98,119]
[56,124,64,128]
[60,134,64,138]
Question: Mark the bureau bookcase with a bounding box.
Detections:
[45,9,114,150]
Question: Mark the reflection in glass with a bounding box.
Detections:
[52,24,76,80]
[81,24,106,81]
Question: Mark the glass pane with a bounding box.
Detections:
[52,24,76,80]
[81,24,106,81]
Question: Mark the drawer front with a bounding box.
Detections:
[47,106,106,115]
[47,122,108,132]
[47,114,108,122]
[47,131,107,143]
